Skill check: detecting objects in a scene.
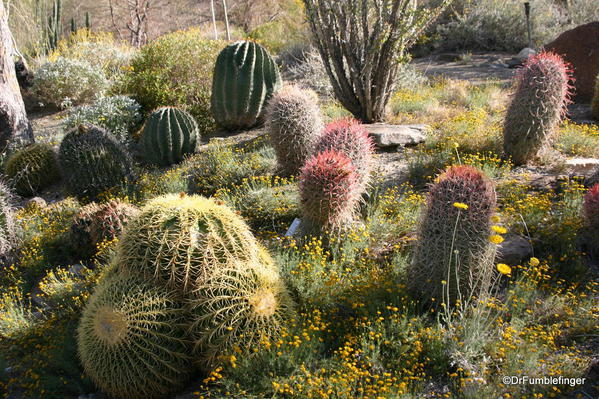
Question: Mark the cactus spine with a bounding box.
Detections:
[299,150,362,234]
[78,272,192,399]
[313,119,375,191]
[58,124,134,200]
[116,194,261,293]
[503,52,572,165]
[211,40,282,130]
[140,107,199,166]
[266,85,324,176]
[5,143,61,197]
[409,165,497,305]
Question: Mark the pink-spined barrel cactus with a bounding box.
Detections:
[503,51,573,165]
[409,165,497,305]
[266,85,324,176]
[299,150,362,234]
[313,118,375,191]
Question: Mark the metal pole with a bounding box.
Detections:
[210,0,218,40]
[222,0,231,41]
[524,2,532,48]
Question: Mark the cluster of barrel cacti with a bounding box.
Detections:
[211,40,282,130]
[70,200,139,258]
[409,165,497,305]
[503,52,572,165]
[58,124,134,200]
[78,194,292,398]
[4,143,61,196]
[140,107,199,166]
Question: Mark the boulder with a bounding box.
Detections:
[564,158,599,176]
[496,235,533,266]
[365,124,428,148]
[544,22,599,103]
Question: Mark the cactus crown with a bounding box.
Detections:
[314,118,375,190]
[116,194,260,293]
[140,107,199,166]
[266,85,324,176]
[5,143,61,197]
[78,272,192,399]
[299,150,361,234]
[59,124,134,200]
[503,51,573,165]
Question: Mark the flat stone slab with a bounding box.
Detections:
[563,158,599,175]
[365,124,429,148]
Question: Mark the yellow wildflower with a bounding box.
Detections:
[529,257,540,267]
[489,235,504,244]
[492,225,507,234]
[497,263,511,275]
[453,202,468,210]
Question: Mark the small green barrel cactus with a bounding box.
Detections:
[592,75,599,121]
[5,143,61,197]
[0,181,15,257]
[503,52,572,165]
[409,165,497,306]
[71,200,139,258]
[189,256,293,368]
[299,150,362,234]
[313,119,375,191]
[78,272,192,399]
[59,124,135,200]
[211,40,282,130]
[116,194,261,293]
[266,85,324,176]
[140,107,199,166]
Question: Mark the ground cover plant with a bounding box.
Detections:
[0,1,598,399]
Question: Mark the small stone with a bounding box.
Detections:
[517,47,536,60]
[496,235,533,266]
[365,124,428,148]
[564,158,599,176]
[25,197,47,209]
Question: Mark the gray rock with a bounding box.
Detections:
[563,158,599,176]
[365,124,428,148]
[496,235,533,266]
[25,197,46,209]
[517,47,536,60]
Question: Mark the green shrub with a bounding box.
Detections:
[120,28,224,135]
[5,143,61,197]
[31,57,108,108]
[62,95,142,146]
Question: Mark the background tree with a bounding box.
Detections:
[0,0,33,150]
[302,0,453,123]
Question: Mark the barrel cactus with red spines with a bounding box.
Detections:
[266,85,324,176]
[409,165,497,305]
[313,118,374,190]
[503,51,573,165]
[299,150,362,234]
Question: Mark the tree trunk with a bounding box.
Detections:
[0,1,33,151]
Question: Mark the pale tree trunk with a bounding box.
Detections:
[0,1,33,150]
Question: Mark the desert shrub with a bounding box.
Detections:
[248,20,306,54]
[435,0,561,52]
[31,57,108,108]
[120,28,224,135]
[48,30,134,79]
[285,47,334,98]
[188,142,277,197]
[4,143,61,197]
[62,95,142,146]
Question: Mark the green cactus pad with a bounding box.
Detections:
[140,107,199,166]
